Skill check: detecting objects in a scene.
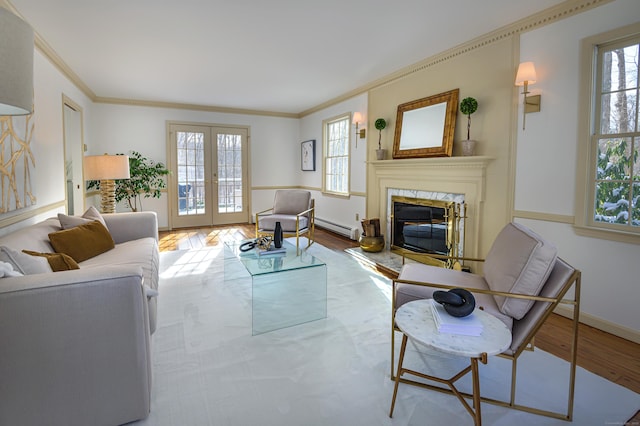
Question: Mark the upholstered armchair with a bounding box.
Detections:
[391,222,581,421]
[256,190,315,253]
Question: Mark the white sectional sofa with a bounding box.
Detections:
[0,210,159,426]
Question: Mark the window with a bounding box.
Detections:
[593,37,639,231]
[576,23,640,243]
[323,114,350,196]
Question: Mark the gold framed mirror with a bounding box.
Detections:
[392,89,459,159]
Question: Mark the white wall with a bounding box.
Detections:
[515,0,640,335]
[89,104,300,228]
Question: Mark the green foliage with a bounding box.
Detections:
[460,97,478,140]
[374,118,387,149]
[87,151,170,212]
[460,97,478,116]
[594,138,639,226]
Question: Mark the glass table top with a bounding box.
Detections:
[224,239,326,276]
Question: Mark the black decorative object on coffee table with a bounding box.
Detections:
[274,221,283,248]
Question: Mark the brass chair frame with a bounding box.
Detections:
[391,251,581,422]
[256,199,315,254]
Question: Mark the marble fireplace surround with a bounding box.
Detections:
[368,156,493,260]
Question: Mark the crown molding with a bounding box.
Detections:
[94,96,299,118]
[4,0,614,118]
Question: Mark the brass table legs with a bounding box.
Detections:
[389,333,488,426]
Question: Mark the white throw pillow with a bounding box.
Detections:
[0,246,52,275]
[0,261,23,277]
[58,206,108,230]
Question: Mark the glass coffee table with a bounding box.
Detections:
[224,239,327,335]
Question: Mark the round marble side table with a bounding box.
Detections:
[389,299,512,426]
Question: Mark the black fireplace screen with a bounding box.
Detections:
[391,198,455,256]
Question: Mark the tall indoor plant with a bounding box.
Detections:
[87,151,170,212]
[375,118,387,160]
[459,97,478,156]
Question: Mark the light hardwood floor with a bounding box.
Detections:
[159,223,640,397]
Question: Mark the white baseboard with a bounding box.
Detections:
[315,217,359,240]
[554,305,640,344]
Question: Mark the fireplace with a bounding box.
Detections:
[390,195,465,267]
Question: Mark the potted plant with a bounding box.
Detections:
[87,150,170,212]
[374,118,387,160]
[459,97,478,156]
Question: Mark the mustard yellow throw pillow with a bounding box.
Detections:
[22,250,80,271]
[48,220,115,263]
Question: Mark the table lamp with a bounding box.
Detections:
[84,154,130,213]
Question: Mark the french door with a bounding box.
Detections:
[168,123,249,228]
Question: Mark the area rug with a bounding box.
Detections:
[133,239,639,425]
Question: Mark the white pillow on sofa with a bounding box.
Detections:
[0,246,52,275]
[0,260,23,277]
[58,206,108,230]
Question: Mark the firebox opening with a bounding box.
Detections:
[391,196,463,268]
[392,202,449,254]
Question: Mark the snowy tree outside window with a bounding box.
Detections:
[593,36,640,229]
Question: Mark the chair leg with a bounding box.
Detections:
[389,334,408,417]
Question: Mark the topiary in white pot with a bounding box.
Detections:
[460,97,478,156]
[374,118,387,160]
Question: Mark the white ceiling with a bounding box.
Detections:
[9,0,567,114]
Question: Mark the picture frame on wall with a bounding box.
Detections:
[301,139,316,171]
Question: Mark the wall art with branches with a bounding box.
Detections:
[0,110,36,213]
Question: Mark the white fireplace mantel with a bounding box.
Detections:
[367,156,494,258]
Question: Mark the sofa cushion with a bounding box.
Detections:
[0,246,52,274]
[484,222,557,320]
[0,218,59,253]
[22,250,80,271]
[58,206,107,230]
[48,220,115,263]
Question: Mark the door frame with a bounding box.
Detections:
[62,95,85,215]
[165,120,252,230]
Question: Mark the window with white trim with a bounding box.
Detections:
[323,114,350,196]
[576,24,640,242]
[593,36,639,230]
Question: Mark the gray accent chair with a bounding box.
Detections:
[256,189,315,253]
[391,222,581,421]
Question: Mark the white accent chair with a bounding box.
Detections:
[256,190,315,253]
[391,222,581,421]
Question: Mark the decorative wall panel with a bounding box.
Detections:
[0,110,36,213]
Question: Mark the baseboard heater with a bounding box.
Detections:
[315,217,359,240]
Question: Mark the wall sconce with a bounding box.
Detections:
[515,61,541,130]
[84,154,131,213]
[0,8,34,116]
[353,112,365,147]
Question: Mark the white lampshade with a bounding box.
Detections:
[515,61,537,86]
[352,112,363,125]
[84,155,131,180]
[0,8,34,116]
